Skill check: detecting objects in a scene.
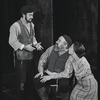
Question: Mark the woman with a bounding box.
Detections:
[41,42,98,100]
[68,42,98,100]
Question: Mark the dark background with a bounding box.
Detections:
[0,0,99,99]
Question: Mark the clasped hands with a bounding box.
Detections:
[34,70,57,83]
[24,42,43,51]
[34,72,52,83]
[41,75,52,83]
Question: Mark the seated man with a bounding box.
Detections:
[41,42,98,100]
[33,35,74,100]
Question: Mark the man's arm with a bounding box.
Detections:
[52,56,73,79]
[31,23,37,45]
[40,56,74,83]
[38,46,54,73]
[31,23,43,50]
[53,64,73,79]
[34,46,54,78]
[9,23,24,51]
[9,22,35,51]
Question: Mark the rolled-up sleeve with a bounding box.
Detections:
[38,46,54,72]
[9,23,23,51]
[52,56,74,79]
[31,23,38,45]
[32,36,37,45]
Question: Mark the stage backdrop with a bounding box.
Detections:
[1,0,98,84]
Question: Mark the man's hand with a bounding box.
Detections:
[34,72,43,78]
[24,44,36,51]
[40,75,52,83]
[35,42,44,50]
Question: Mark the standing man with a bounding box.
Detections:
[9,5,43,95]
[34,35,74,100]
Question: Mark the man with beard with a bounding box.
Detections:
[34,35,74,100]
[9,5,43,98]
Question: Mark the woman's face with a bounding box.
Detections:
[68,44,74,54]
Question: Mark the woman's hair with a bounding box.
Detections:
[73,42,86,58]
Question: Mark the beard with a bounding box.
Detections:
[25,16,32,23]
[55,43,65,51]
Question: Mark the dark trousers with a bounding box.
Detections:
[14,54,34,100]
[33,74,72,100]
[13,50,44,100]
[15,57,33,84]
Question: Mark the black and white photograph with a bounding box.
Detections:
[1,0,99,100]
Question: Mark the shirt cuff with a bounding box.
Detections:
[33,41,37,45]
[20,44,25,50]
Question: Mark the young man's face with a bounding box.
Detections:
[25,12,34,23]
[56,36,68,49]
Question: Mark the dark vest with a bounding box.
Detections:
[16,20,35,60]
[17,20,35,45]
[48,49,69,73]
